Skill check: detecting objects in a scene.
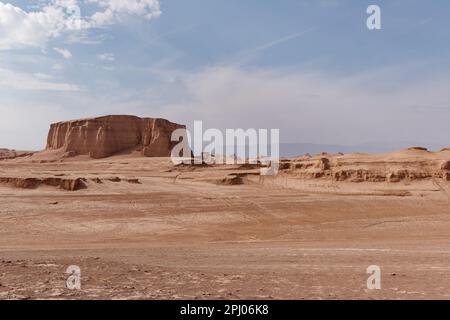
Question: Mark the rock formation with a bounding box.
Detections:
[0,149,34,160]
[46,115,186,158]
[275,148,450,182]
[0,177,87,191]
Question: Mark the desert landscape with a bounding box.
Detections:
[1,115,450,299]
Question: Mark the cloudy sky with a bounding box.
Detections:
[0,0,449,150]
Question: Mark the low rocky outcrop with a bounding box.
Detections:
[46,115,186,159]
[0,177,87,191]
[277,149,450,183]
[0,149,34,160]
[0,176,142,191]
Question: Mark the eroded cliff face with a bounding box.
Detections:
[46,115,185,158]
[275,148,450,183]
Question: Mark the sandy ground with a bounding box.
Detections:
[1,155,450,299]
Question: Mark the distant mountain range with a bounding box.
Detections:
[198,141,449,159]
[279,142,449,158]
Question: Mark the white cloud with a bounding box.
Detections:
[158,66,450,146]
[0,2,68,49]
[0,67,79,91]
[0,0,161,50]
[97,52,115,61]
[86,0,161,27]
[33,73,54,80]
[54,47,72,59]
[52,63,64,70]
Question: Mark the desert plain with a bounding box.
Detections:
[1,116,450,300]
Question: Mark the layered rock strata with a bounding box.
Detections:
[46,115,185,158]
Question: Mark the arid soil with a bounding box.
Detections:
[1,149,450,299]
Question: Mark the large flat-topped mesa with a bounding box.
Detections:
[46,115,185,158]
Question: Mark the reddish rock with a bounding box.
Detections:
[60,178,87,191]
[0,177,87,191]
[441,161,450,171]
[46,115,186,159]
[0,149,34,160]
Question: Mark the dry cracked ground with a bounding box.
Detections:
[1,154,450,299]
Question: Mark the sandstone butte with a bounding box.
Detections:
[46,115,186,158]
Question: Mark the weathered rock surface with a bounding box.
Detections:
[276,148,450,183]
[0,177,87,191]
[0,149,34,160]
[0,176,142,191]
[46,115,186,158]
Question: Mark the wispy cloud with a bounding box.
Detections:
[52,63,64,71]
[252,30,314,53]
[54,47,73,59]
[33,73,54,80]
[229,29,314,67]
[97,53,115,62]
[158,65,450,146]
[0,67,79,91]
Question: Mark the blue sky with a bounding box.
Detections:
[0,0,449,150]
